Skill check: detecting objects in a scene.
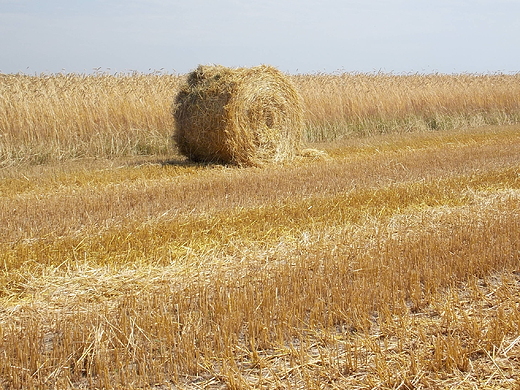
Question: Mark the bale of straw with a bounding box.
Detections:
[173,64,304,166]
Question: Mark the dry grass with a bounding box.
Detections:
[0,72,180,165]
[293,72,520,141]
[173,65,303,166]
[1,72,519,165]
[1,123,519,388]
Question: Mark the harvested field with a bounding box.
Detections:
[1,122,520,388]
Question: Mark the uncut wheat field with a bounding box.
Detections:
[1,72,520,389]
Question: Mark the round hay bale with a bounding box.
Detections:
[173,64,304,166]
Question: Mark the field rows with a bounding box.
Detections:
[1,125,519,388]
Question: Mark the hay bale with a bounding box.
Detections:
[173,64,304,166]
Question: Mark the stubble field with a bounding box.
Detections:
[0,72,519,389]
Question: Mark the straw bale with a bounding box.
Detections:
[173,64,304,166]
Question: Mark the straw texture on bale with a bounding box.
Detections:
[173,65,304,166]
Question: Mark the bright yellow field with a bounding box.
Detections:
[1,72,520,389]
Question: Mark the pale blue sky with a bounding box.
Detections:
[1,0,519,74]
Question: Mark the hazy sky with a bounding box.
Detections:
[1,0,519,74]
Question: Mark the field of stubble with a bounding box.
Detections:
[0,72,519,389]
